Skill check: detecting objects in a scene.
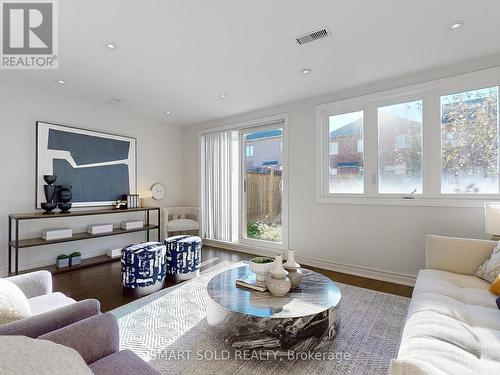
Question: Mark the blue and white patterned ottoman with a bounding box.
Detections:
[121,241,167,297]
[165,235,202,282]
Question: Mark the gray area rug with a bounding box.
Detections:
[111,261,410,375]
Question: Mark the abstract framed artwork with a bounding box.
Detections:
[36,121,137,208]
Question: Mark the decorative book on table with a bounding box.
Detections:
[236,273,267,292]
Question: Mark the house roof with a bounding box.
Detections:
[246,129,282,141]
[329,112,421,139]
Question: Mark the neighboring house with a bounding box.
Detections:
[329,113,421,176]
[245,129,282,170]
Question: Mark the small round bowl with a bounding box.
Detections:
[41,202,57,214]
[58,202,72,213]
[249,257,274,282]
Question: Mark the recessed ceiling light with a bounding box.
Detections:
[220,93,228,99]
[164,111,172,115]
[107,98,122,104]
[449,21,464,30]
[301,68,312,75]
[55,79,65,85]
[104,43,117,50]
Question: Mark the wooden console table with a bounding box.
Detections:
[8,206,161,276]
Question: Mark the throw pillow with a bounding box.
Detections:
[0,278,32,324]
[0,336,93,375]
[475,242,500,283]
[490,275,500,295]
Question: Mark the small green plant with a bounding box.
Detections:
[70,252,81,257]
[247,220,263,238]
[57,254,69,260]
[251,257,273,264]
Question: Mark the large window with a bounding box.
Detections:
[328,111,364,194]
[316,68,500,204]
[441,87,499,194]
[378,100,423,194]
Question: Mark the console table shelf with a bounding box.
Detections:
[14,255,121,276]
[8,206,161,276]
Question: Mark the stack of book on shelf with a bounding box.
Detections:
[123,194,140,208]
[41,228,73,241]
[87,223,113,235]
[236,273,267,292]
[121,220,144,230]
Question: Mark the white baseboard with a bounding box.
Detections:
[203,239,282,258]
[204,239,416,287]
[294,255,416,287]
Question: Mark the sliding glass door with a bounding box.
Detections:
[241,124,284,244]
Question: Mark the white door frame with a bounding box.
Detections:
[238,116,289,251]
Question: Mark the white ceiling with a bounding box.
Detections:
[1,0,500,126]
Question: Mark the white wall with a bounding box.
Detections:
[182,56,500,285]
[0,83,184,276]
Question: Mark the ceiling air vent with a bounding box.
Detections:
[295,28,330,45]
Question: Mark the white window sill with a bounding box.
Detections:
[317,196,495,208]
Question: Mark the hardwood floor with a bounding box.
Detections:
[53,246,413,312]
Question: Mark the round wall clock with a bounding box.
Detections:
[151,183,166,200]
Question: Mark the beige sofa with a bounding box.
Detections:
[390,235,500,374]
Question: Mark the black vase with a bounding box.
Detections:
[41,175,57,214]
[44,185,56,203]
[57,185,72,213]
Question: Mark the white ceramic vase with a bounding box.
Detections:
[284,249,303,289]
[266,255,291,297]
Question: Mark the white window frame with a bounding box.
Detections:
[316,67,500,207]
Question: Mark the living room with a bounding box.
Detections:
[1,1,500,374]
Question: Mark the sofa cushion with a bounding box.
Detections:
[167,218,199,232]
[489,274,500,295]
[89,350,159,375]
[475,241,500,282]
[395,269,500,374]
[28,292,75,315]
[0,278,32,324]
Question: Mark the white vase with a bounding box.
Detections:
[266,255,291,297]
[284,249,303,289]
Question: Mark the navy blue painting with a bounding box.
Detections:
[36,122,137,208]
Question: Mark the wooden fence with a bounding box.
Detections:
[246,170,282,223]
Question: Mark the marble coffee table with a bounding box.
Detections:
[206,264,341,353]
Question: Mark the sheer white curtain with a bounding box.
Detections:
[201,131,238,242]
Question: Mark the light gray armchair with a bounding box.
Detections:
[163,207,200,238]
[0,270,100,338]
[40,313,160,375]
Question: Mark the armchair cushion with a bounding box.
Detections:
[167,218,200,232]
[0,278,31,325]
[5,270,52,298]
[0,335,93,375]
[0,299,100,338]
[40,312,119,365]
[28,292,75,315]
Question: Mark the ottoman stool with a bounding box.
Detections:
[121,241,167,297]
[165,235,202,282]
